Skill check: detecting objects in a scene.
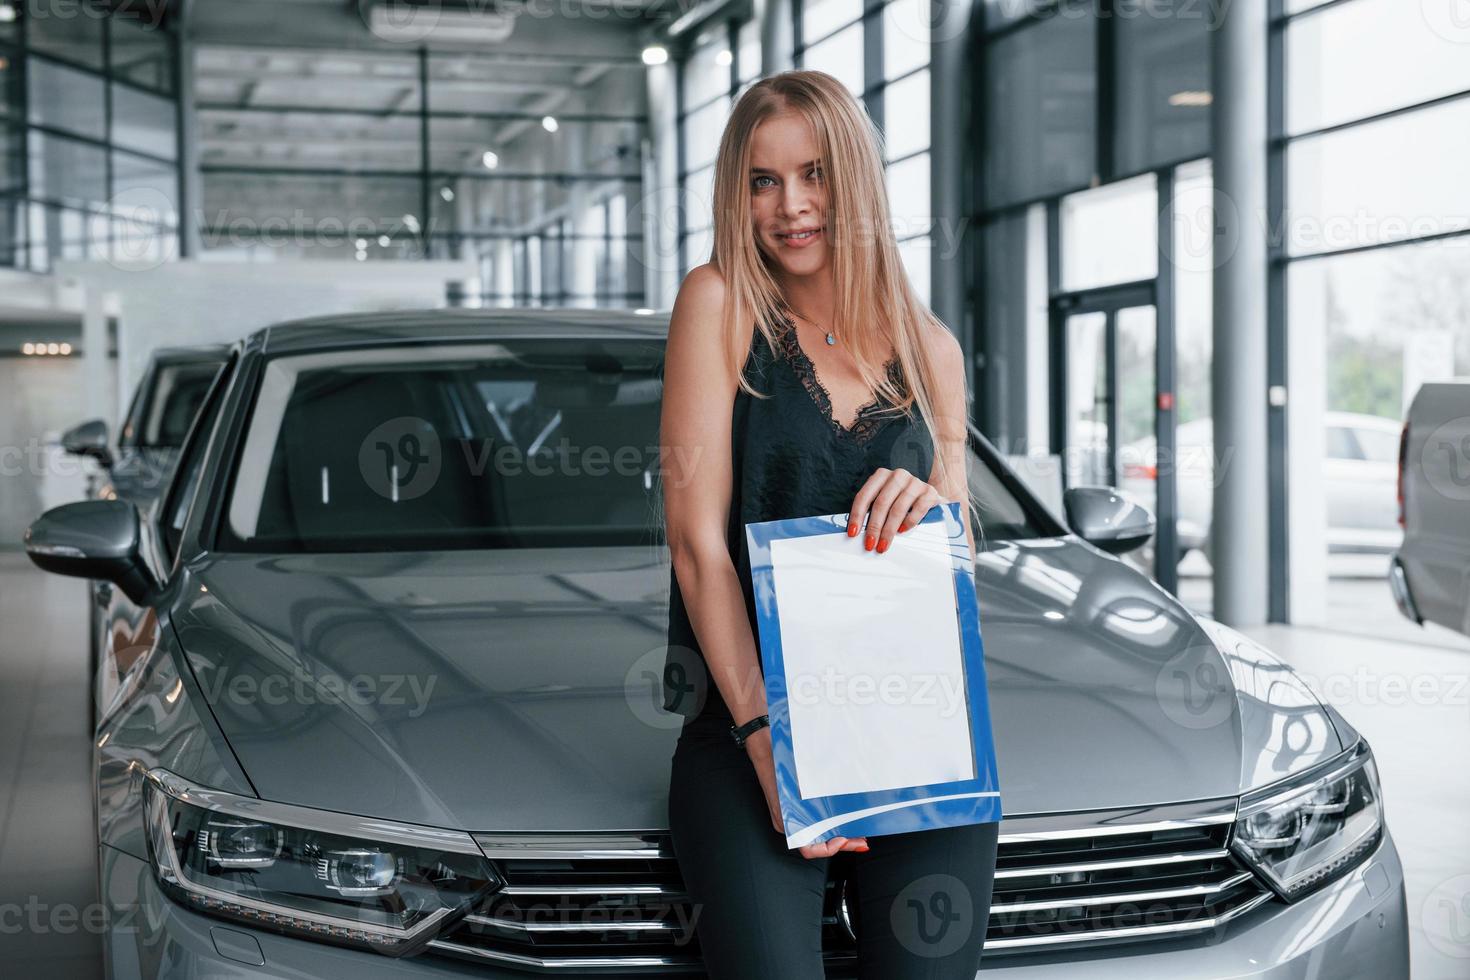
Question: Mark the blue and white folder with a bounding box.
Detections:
[745,501,1002,849]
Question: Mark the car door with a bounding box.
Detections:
[1323,420,1403,553]
[95,355,237,730]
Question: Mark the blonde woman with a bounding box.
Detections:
[658,69,999,977]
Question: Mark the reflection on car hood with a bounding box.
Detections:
[171,539,1344,831]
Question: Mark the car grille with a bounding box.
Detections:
[429,803,1272,973]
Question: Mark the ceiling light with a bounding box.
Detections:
[641,45,668,66]
[0,5,15,23]
[355,238,368,250]
[21,342,34,354]
[46,342,60,354]
[634,308,655,315]
[440,186,455,202]
[59,342,72,355]
[716,49,732,66]
[355,250,367,262]
[541,115,558,133]
[402,214,420,233]
[377,235,391,247]
[1169,90,1212,107]
[482,150,499,170]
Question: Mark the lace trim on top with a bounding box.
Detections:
[773,316,908,443]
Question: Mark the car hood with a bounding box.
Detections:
[171,539,1345,831]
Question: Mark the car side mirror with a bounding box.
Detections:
[1063,486,1156,556]
[23,500,158,604]
[61,419,114,469]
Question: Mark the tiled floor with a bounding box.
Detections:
[0,552,101,978]
[1,549,1466,977]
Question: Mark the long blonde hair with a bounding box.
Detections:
[703,68,983,546]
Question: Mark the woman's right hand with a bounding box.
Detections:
[743,728,869,860]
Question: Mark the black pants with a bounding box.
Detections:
[667,714,999,980]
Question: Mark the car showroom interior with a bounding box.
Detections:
[1,0,1467,977]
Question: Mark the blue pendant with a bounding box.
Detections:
[825,333,835,345]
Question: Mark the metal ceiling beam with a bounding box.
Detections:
[195,103,645,122]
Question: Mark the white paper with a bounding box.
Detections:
[768,520,976,800]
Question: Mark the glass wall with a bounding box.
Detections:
[0,0,182,271]
[196,48,645,308]
[1280,0,1470,636]
[675,0,934,304]
[977,0,1213,608]
[675,20,739,276]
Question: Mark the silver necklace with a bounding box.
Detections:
[794,313,836,345]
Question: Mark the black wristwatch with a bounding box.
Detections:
[729,714,770,747]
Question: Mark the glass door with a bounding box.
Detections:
[1063,311,1110,488]
[1052,286,1176,591]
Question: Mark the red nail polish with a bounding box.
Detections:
[847,524,857,537]
[865,536,875,551]
[876,539,889,554]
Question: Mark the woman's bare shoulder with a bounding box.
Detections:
[666,264,743,389]
[670,263,756,366]
[674,262,728,320]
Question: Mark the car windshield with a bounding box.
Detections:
[216,339,1047,553]
[130,361,227,449]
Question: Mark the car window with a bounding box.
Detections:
[118,368,151,448]
[1325,426,1362,461]
[1352,426,1400,464]
[160,357,236,564]
[966,447,1048,542]
[142,362,226,448]
[219,341,668,552]
[215,340,1049,554]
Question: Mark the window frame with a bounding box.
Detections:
[157,353,237,571]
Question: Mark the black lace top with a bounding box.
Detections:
[661,314,936,726]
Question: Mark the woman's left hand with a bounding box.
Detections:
[846,467,945,554]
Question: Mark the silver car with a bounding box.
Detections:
[62,344,232,510]
[1391,380,1470,636]
[24,310,1408,978]
[1121,412,1406,562]
[56,344,230,705]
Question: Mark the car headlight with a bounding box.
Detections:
[1231,739,1383,901]
[142,768,501,954]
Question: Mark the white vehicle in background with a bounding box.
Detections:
[1121,412,1404,563]
[1391,381,1470,637]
